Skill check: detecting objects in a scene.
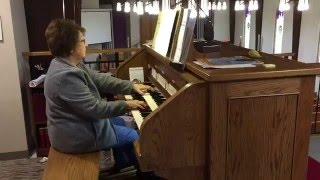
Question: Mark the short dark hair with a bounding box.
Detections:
[45,19,85,57]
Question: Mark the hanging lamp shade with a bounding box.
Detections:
[222,1,227,10]
[124,2,131,13]
[116,2,122,11]
[137,1,144,15]
[297,0,309,11]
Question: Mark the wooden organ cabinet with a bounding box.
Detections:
[116,43,320,180]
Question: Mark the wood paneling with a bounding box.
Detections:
[24,0,64,51]
[292,77,315,180]
[64,0,82,25]
[227,95,297,180]
[113,11,130,48]
[24,0,82,51]
[227,78,300,98]
[210,83,228,180]
[209,77,315,180]
[138,82,208,175]
[140,15,158,43]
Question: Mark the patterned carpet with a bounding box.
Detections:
[0,158,46,180]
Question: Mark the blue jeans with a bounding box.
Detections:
[110,117,139,169]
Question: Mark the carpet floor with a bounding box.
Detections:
[0,158,45,180]
[0,139,319,180]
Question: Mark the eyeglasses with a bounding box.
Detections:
[79,39,86,44]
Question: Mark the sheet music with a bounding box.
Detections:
[152,10,177,57]
[129,67,144,82]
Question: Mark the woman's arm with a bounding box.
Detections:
[58,70,128,119]
[83,64,134,95]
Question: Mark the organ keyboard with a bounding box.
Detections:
[116,43,320,180]
[124,90,166,129]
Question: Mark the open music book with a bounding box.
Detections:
[152,9,196,65]
[152,10,177,57]
[194,56,264,69]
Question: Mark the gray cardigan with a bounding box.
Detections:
[44,58,133,153]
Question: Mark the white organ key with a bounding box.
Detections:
[143,93,158,111]
[151,68,158,79]
[166,83,177,96]
[124,95,133,100]
[131,110,143,129]
[125,94,144,129]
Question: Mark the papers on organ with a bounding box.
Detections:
[129,67,144,82]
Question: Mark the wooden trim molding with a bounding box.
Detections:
[292,2,302,60]
[229,0,235,44]
[22,48,141,58]
[0,151,29,160]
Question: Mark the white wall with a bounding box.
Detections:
[250,13,256,49]
[0,0,29,153]
[298,0,320,92]
[130,12,141,46]
[261,0,278,53]
[234,11,245,46]
[282,3,294,54]
[82,0,99,9]
[298,0,320,63]
[214,0,230,42]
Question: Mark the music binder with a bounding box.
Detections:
[172,9,191,63]
[169,10,183,59]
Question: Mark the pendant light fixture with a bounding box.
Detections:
[216,1,222,11]
[278,0,290,12]
[116,2,122,11]
[235,0,245,11]
[248,0,258,11]
[137,1,144,15]
[297,0,309,11]
[210,1,227,11]
[222,1,227,10]
[212,2,217,10]
[124,2,131,13]
[133,2,137,13]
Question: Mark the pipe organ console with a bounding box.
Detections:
[116,43,320,180]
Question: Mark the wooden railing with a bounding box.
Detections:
[22,48,141,58]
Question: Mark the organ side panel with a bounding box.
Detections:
[138,82,209,179]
